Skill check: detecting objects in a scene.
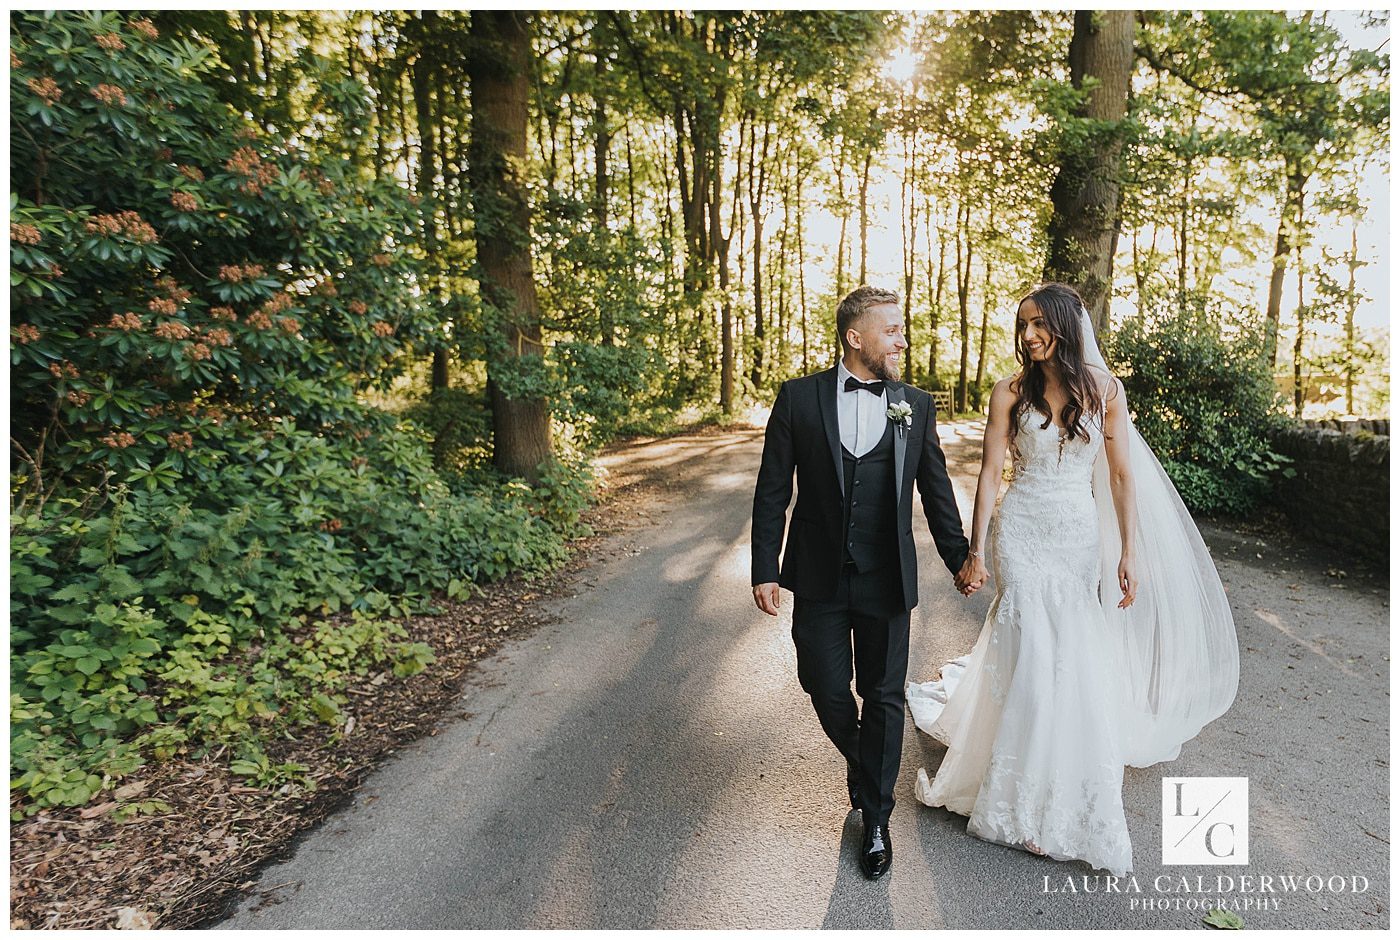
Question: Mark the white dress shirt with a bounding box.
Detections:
[836,360,888,458]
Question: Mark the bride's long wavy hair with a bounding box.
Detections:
[1010,282,1105,445]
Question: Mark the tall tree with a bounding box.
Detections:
[468,11,553,480]
[1043,10,1136,331]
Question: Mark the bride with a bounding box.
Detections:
[907,282,1239,876]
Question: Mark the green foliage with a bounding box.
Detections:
[8,12,603,816]
[9,411,594,814]
[533,195,686,445]
[10,10,431,495]
[1105,312,1293,515]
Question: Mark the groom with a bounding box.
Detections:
[751,286,969,880]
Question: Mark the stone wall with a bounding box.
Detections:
[1270,424,1389,570]
[1298,418,1389,436]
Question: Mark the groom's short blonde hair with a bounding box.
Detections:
[836,286,900,352]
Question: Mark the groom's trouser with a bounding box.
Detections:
[791,561,909,825]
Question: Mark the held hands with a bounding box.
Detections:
[753,582,781,616]
[955,555,987,597]
[1117,555,1139,608]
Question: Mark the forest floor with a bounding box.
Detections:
[9,420,1389,930]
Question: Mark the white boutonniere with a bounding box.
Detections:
[886,401,913,437]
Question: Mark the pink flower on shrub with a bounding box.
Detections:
[102,431,137,449]
[258,293,294,320]
[46,263,63,279]
[170,191,199,212]
[278,317,300,335]
[131,18,159,40]
[166,431,194,452]
[226,146,277,195]
[148,297,179,316]
[13,324,42,344]
[178,165,205,183]
[11,223,41,245]
[153,276,192,303]
[218,263,266,283]
[85,211,157,244]
[209,306,237,321]
[153,320,192,341]
[107,312,144,331]
[371,321,394,338]
[95,33,126,52]
[246,311,273,330]
[91,84,128,107]
[66,390,92,407]
[348,300,368,315]
[10,51,21,69]
[48,360,80,380]
[185,342,212,361]
[203,327,234,347]
[27,77,61,106]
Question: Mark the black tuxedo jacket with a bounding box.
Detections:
[751,366,969,610]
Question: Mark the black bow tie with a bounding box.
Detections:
[844,376,884,395]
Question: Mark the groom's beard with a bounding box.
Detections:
[860,346,897,382]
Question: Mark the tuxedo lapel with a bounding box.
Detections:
[886,381,907,503]
[817,366,844,505]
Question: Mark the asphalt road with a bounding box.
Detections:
[216,421,1389,930]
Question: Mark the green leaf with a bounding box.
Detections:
[1203,909,1244,930]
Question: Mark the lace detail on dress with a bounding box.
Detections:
[907,405,1135,875]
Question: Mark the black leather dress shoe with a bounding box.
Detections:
[859,815,892,880]
[845,760,862,811]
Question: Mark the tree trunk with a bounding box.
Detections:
[927,206,946,388]
[1293,243,1305,418]
[749,109,772,390]
[955,201,972,412]
[797,171,810,373]
[973,261,992,410]
[1265,167,1306,366]
[900,117,917,383]
[1043,9,1135,332]
[412,13,450,392]
[1345,219,1358,414]
[592,22,614,347]
[858,148,872,285]
[468,11,552,481]
[624,121,638,231]
[777,163,791,375]
[834,148,849,299]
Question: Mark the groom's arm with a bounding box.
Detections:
[752,380,796,587]
[914,395,970,576]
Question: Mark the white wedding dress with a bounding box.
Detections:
[907,407,1135,875]
[908,310,1239,877]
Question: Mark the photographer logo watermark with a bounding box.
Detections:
[1162,777,1248,865]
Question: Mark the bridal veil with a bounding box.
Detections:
[1080,308,1240,766]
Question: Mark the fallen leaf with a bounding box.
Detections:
[79,801,117,820]
[114,781,147,801]
[114,907,157,929]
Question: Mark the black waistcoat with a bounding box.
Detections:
[840,416,899,573]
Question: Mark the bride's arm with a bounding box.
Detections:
[958,378,1014,593]
[1102,376,1139,607]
